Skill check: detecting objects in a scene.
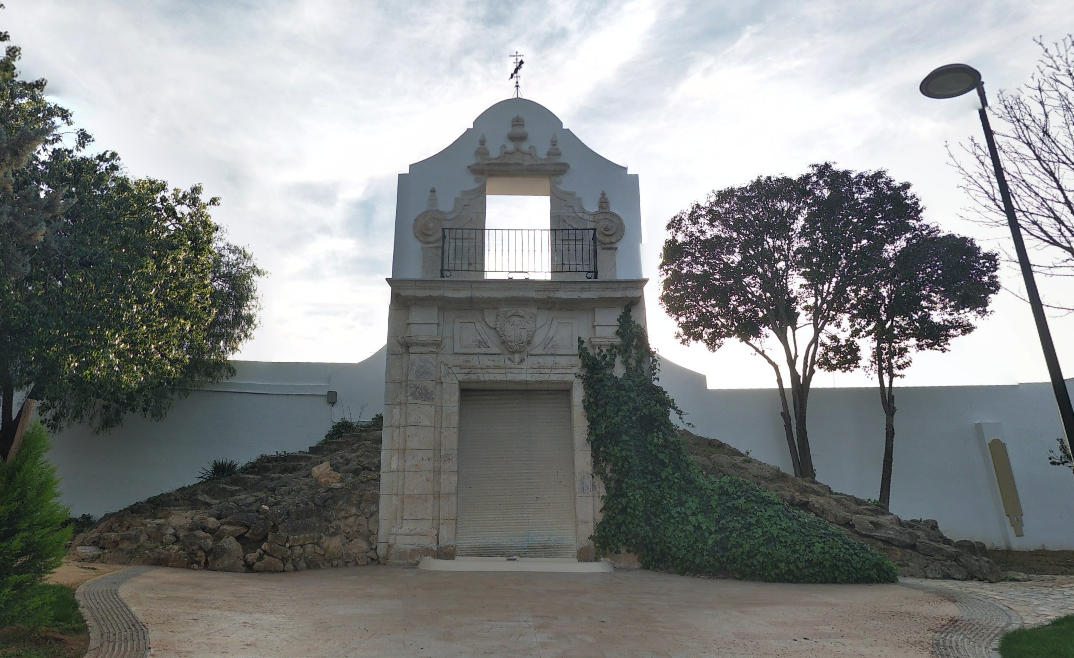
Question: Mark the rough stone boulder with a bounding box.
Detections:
[69,431,382,574]
[680,430,1004,582]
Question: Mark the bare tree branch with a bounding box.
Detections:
[953,35,1074,311]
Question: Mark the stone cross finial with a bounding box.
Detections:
[509,51,524,98]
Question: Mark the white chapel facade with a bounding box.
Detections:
[377,98,647,563]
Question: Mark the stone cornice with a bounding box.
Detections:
[387,278,647,307]
[399,335,443,353]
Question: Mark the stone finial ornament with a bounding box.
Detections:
[508,115,528,146]
[475,135,489,161]
[546,134,561,159]
[468,116,570,179]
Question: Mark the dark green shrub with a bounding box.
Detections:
[578,306,897,584]
[322,412,382,444]
[197,458,239,482]
[0,423,73,627]
[63,513,97,537]
[324,418,363,442]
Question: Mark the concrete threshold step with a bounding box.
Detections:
[418,556,614,573]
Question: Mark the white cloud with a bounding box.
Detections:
[5,0,1074,386]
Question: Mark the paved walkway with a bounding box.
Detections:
[922,575,1074,628]
[76,566,1074,657]
[900,580,1022,658]
[75,566,155,658]
[90,567,952,657]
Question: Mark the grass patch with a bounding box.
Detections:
[1000,614,1074,658]
[0,584,87,658]
[987,549,1074,576]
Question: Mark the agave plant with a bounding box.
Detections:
[197,458,240,482]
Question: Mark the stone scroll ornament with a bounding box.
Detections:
[413,188,446,244]
[592,191,625,245]
[495,308,538,353]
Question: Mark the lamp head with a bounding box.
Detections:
[920,63,982,99]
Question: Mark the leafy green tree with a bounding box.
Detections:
[0,29,69,283]
[840,228,998,508]
[660,163,917,478]
[0,32,263,461]
[0,423,71,627]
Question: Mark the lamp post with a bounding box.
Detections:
[920,63,1074,464]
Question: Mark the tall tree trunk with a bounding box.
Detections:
[877,350,896,509]
[1,376,14,460]
[755,345,802,477]
[879,402,896,509]
[789,372,815,479]
[794,394,814,478]
[2,398,36,463]
[778,400,802,478]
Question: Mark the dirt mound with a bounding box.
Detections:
[68,424,1003,581]
[69,432,382,573]
[680,430,1003,582]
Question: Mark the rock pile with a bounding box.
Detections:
[681,430,1003,582]
[68,423,1002,582]
[70,432,382,573]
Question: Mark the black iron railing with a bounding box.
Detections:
[440,228,597,279]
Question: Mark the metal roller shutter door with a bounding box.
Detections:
[456,390,577,558]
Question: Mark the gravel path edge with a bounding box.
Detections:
[900,579,1023,658]
[75,566,156,658]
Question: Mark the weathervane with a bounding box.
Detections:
[509,51,524,98]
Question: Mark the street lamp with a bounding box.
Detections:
[921,63,1074,466]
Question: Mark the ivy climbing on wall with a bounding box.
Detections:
[578,305,898,583]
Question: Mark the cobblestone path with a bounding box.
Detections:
[933,575,1074,628]
[75,566,156,658]
[903,575,1074,658]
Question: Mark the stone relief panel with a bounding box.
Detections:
[449,308,583,357]
[452,318,499,355]
[530,317,578,356]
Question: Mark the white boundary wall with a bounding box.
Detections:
[659,360,1074,550]
[47,349,385,518]
[47,345,1074,549]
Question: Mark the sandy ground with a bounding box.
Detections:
[47,559,127,588]
[118,566,956,658]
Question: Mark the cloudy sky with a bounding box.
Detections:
[6,0,1074,389]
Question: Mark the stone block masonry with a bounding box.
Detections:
[378,280,646,564]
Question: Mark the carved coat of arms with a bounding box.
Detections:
[495,308,537,353]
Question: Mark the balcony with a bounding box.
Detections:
[440,228,598,279]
